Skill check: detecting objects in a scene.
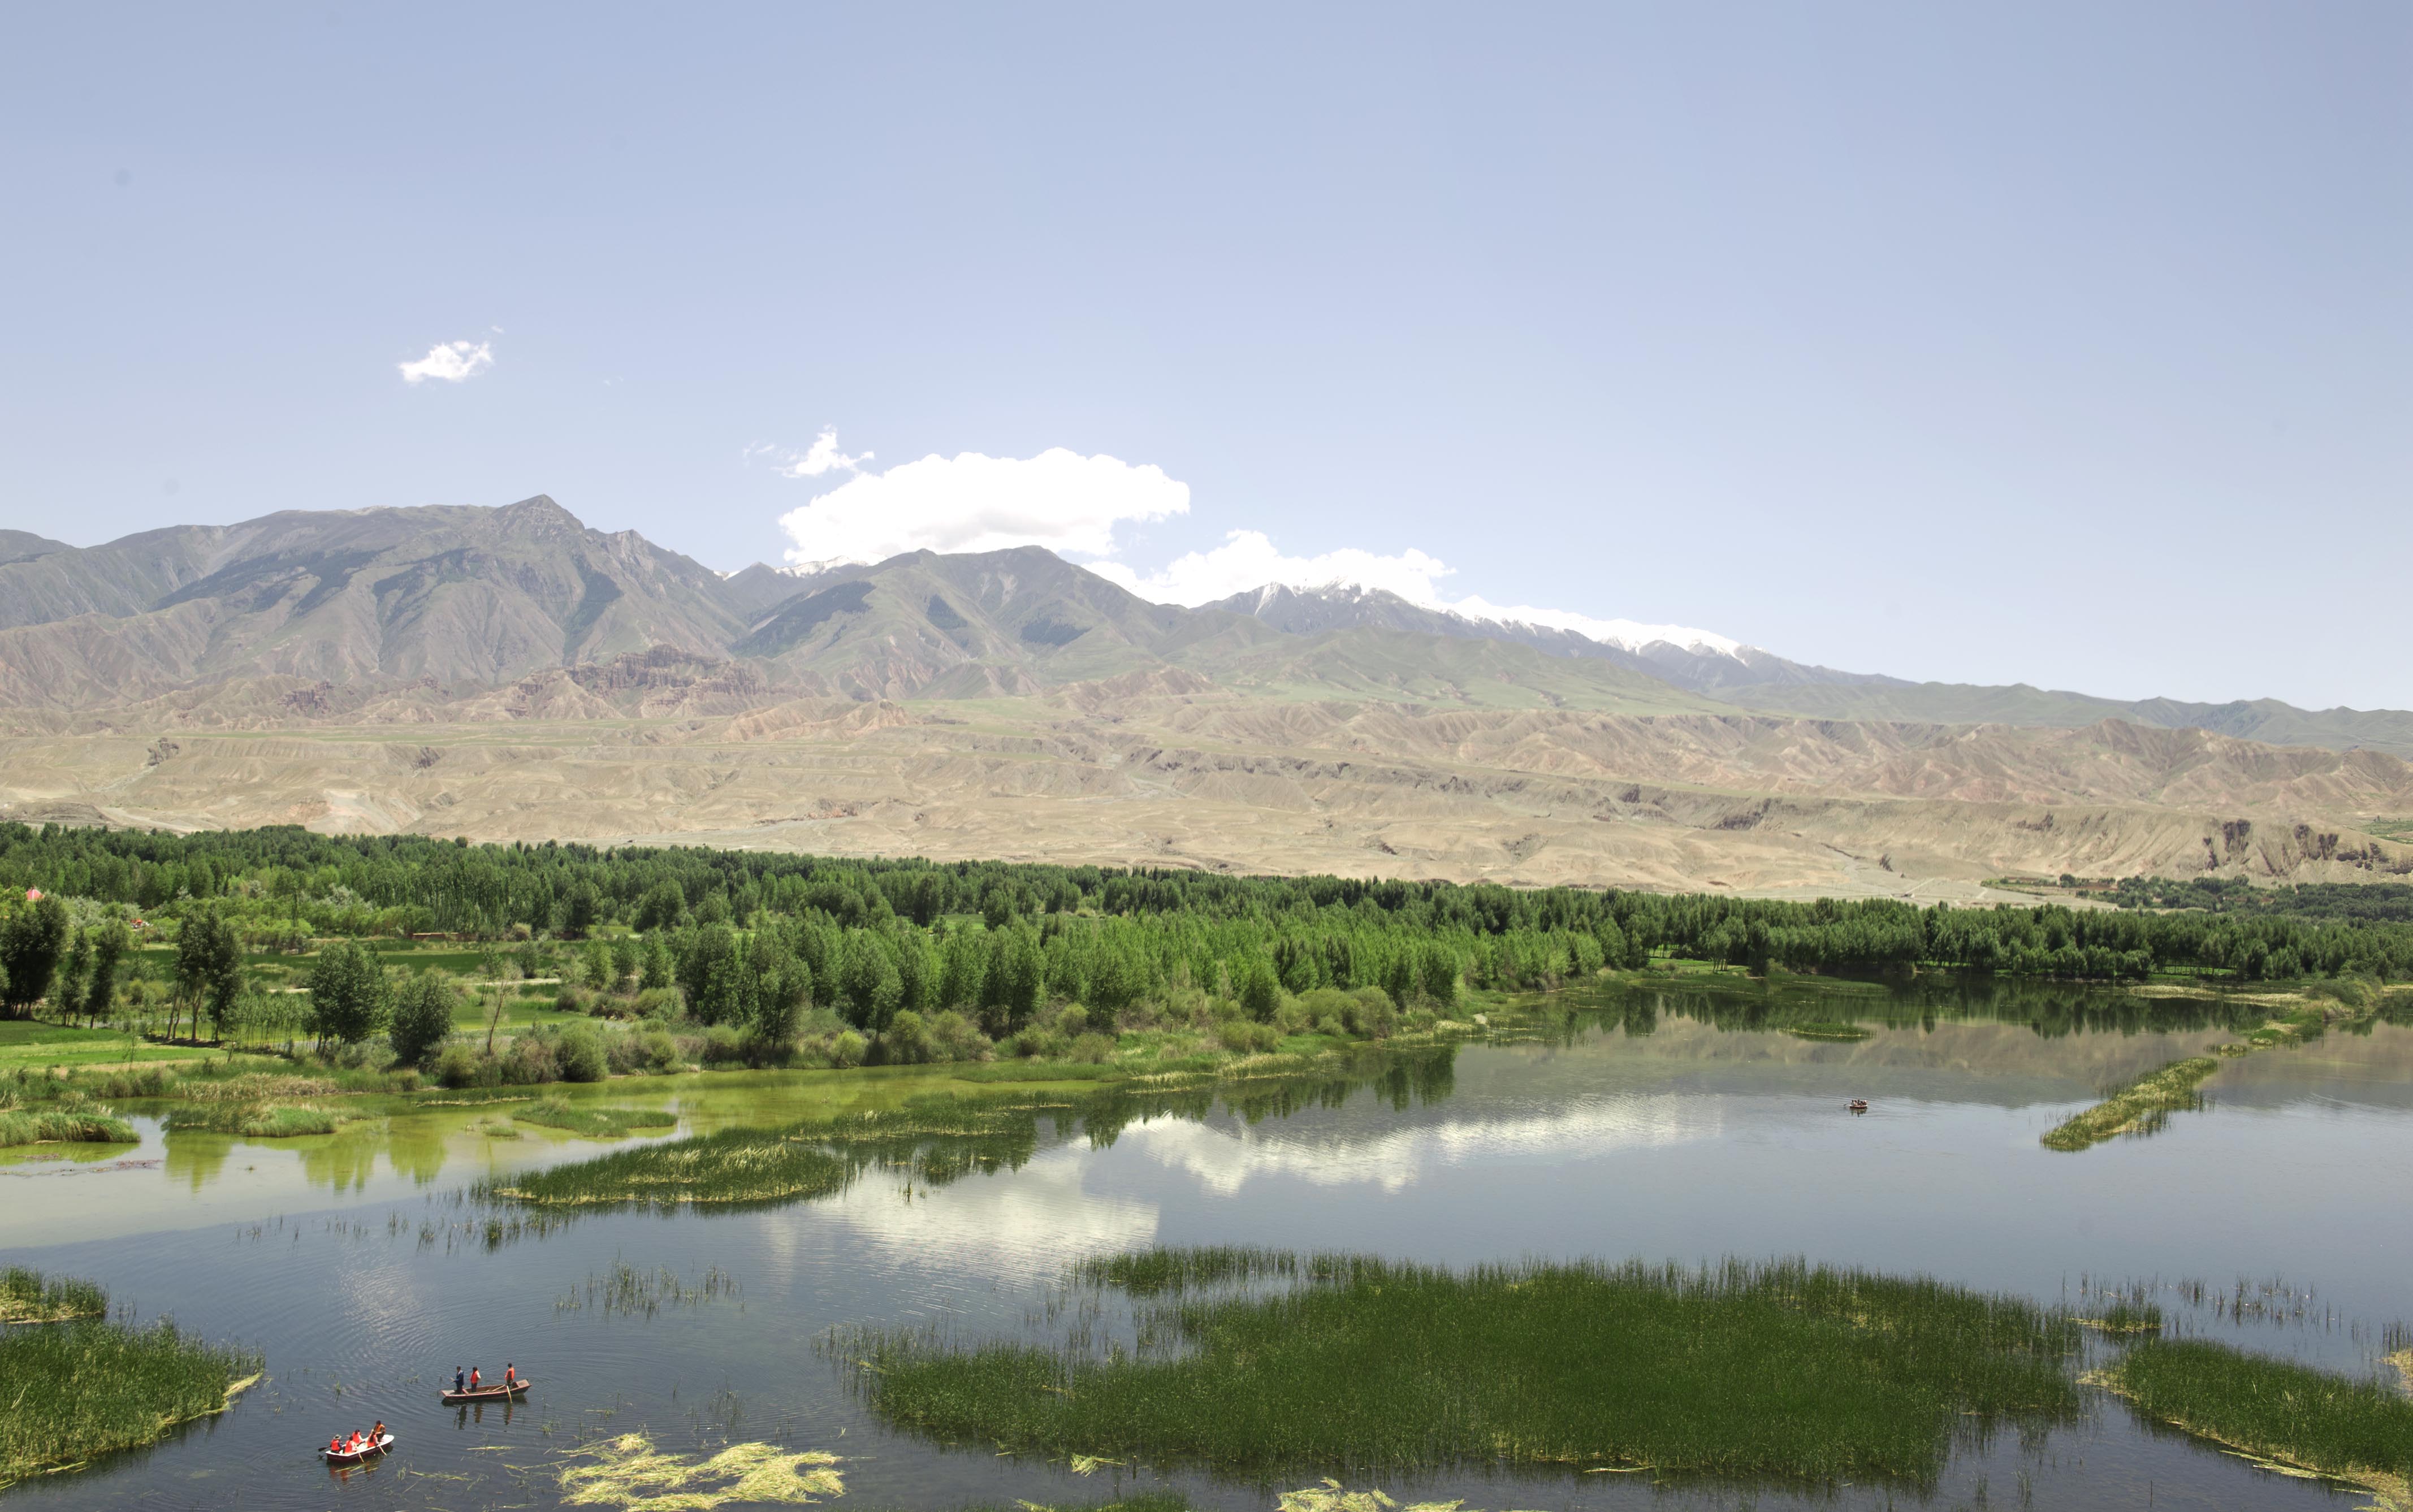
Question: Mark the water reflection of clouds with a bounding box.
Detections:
[760,1145,1160,1285]
[1126,1094,1719,1195]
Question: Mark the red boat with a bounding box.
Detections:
[441,1377,530,1403]
[1847,1099,1869,1112]
[321,1433,394,1465]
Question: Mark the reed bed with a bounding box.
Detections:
[849,1251,2082,1484]
[2100,1338,2413,1502]
[162,1102,361,1138]
[483,1125,849,1208]
[0,1107,137,1146]
[0,1316,261,1486]
[0,1268,107,1324]
[1783,1021,1873,1042]
[2040,1055,2222,1151]
[511,1098,678,1139]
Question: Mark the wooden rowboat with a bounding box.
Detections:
[441,1378,530,1403]
[1846,1099,1870,1112]
[321,1432,395,1465]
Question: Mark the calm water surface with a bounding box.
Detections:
[3,980,2408,1512]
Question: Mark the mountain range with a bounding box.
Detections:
[2,496,2408,894]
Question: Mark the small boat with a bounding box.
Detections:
[321,1433,395,1465]
[441,1377,530,1403]
[1846,1098,1869,1112]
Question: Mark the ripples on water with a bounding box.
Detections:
[2,980,2407,1511]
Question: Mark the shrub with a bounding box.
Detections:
[927,1010,993,1063]
[634,986,682,1022]
[500,1033,560,1085]
[881,1010,935,1065]
[435,1043,495,1090]
[1068,1032,1118,1064]
[555,986,586,1015]
[556,1024,608,1083]
[699,1024,746,1066]
[1217,1020,1281,1054]
[829,1029,867,1068]
[608,1027,683,1075]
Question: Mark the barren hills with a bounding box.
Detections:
[3,497,2408,897]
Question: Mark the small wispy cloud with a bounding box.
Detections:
[747,426,872,479]
[399,340,495,385]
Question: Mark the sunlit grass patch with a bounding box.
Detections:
[0,1268,107,1324]
[557,1431,841,1509]
[512,1097,678,1139]
[2041,1056,2222,1151]
[2099,1338,2413,1505]
[2075,1301,2162,1335]
[848,1251,2082,1484]
[0,1312,261,1487]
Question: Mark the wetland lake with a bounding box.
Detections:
[3,977,2409,1511]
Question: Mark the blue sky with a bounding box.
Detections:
[5,4,2407,707]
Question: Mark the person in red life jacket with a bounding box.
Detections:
[504,1362,516,1388]
[469,1366,481,1390]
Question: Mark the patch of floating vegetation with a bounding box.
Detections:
[0,1272,262,1488]
[2097,1338,2413,1507]
[0,1103,136,1147]
[2040,1056,2222,1151]
[2075,1300,2163,1335]
[1277,1483,1498,1512]
[0,1267,107,1324]
[512,1097,678,1139]
[1782,1021,1871,1042]
[557,1260,742,1319]
[163,1101,364,1138]
[556,1431,841,1509]
[844,1250,2084,1485]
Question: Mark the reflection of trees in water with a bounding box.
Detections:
[1567,976,2289,1043]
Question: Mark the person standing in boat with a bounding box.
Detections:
[504,1362,516,1389]
[469,1366,481,1390]
[453,1365,466,1393]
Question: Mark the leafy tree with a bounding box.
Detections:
[634,882,686,933]
[641,934,674,991]
[1239,958,1282,1023]
[388,971,458,1067]
[308,938,392,1045]
[0,894,69,1017]
[84,919,130,1026]
[174,907,245,1042]
[608,934,639,991]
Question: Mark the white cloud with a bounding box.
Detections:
[1092,529,1741,655]
[749,426,872,479]
[397,340,494,385]
[776,446,1188,566]
[759,437,1739,656]
[1088,529,1455,606]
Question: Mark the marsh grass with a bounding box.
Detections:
[512,1098,678,1139]
[0,1107,137,1147]
[557,1260,742,1318]
[0,1315,262,1487]
[2041,1056,2222,1151]
[847,1251,2081,1485]
[485,1125,849,1208]
[0,1268,107,1324]
[2100,1338,2413,1503]
[556,1431,841,1508]
[163,1102,362,1138]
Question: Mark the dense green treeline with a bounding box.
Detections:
[2108,874,2413,924]
[3,826,2411,1045]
